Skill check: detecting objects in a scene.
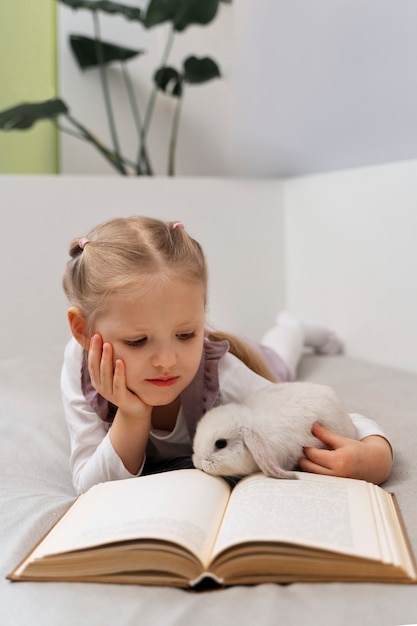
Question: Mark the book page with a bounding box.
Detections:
[17,470,230,571]
[212,472,388,561]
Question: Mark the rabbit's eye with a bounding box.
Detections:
[215,438,228,450]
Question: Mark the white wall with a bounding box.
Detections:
[58,1,417,178]
[234,0,417,177]
[284,159,417,373]
[0,176,285,359]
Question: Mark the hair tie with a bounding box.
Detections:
[172,222,185,230]
[78,237,90,250]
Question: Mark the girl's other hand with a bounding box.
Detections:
[298,422,393,485]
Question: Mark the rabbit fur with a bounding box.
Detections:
[192,382,357,479]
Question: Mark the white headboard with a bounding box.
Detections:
[2,164,417,374]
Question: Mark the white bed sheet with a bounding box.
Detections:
[2,350,417,626]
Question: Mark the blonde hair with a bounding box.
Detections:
[63,216,277,382]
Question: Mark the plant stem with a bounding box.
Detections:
[58,122,138,172]
[92,10,127,175]
[136,25,175,174]
[63,114,128,175]
[121,63,153,175]
[168,91,184,176]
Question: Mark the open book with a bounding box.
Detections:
[8,469,417,588]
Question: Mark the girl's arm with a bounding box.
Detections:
[216,354,394,484]
[87,334,152,476]
[298,421,393,485]
[61,338,150,493]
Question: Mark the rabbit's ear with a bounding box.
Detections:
[242,426,297,479]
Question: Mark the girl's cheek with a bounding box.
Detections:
[110,346,124,365]
[115,349,139,371]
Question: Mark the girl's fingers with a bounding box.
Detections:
[311,422,349,450]
[298,455,334,475]
[113,359,149,417]
[301,445,334,471]
[99,342,115,392]
[88,335,141,411]
[87,334,103,389]
[88,334,115,396]
[112,359,127,398]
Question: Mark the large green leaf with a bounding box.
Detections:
[154,66,183,97]
[70,35,144,69]
[0,99,68,130]
[175,0,220,31]
[183,56,220,83]
[144,0,221,31]
[58,0,143,21]
[144,0,177,28]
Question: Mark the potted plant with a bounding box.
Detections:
[0,0,231,175]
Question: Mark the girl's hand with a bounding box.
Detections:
[88,333,151,422]
[298,422,393,485]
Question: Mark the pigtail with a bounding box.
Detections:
[63,237,90,320]
[207,330,278,383]
[68,237,85,258]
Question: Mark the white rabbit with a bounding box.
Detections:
[192,382,357,479]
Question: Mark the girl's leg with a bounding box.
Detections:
[260,311,343,380]
[261,312,304,380]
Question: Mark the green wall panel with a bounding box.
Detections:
[0,2,58,174]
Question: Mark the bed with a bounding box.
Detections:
[2,347,417,626]
[1,174,417,625]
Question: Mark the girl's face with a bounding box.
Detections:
[92,275,206,408]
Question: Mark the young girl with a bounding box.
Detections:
[61,216,393,494]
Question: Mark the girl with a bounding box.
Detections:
[61,216,392,494]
